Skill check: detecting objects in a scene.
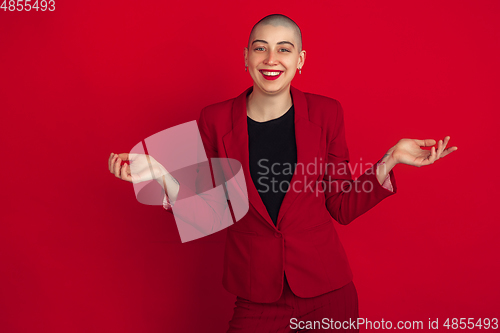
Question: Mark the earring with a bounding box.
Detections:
[245,65,248,72]
[299,67,302,74]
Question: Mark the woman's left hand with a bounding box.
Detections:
[388,136,458,167]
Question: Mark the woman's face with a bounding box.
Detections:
[244,24,306,96]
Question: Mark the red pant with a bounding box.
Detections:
[227,274,359,332]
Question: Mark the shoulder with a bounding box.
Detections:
[196,95,236,146]
[302,91,345,129]
[200,96,234,119]
[304,91,342,113]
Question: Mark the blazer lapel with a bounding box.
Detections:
[222,85,322,231]
[276,86,322,227]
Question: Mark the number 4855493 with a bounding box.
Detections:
[1,0,55,11]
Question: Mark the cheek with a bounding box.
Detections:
[284,57,299,68]
[249,59,259,66]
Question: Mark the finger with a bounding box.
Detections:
[118,153,129,161]
[425,146,437,165]
[414,139,437,147]
[121,163,132,182]
[438,136,450,159]
[114,157,122,178]
[438,136,452,159]
[108,153,114,172]
[108,153,113,172]
[431,146,438,163]
[110,154,119,173]
[436,140,444,159]
[440,146,458,158]
[108,153,115,173]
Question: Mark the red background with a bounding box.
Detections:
[1,1,499,332]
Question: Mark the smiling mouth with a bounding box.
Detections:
[259,70,283,80]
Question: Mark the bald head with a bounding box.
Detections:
[248,14,302,52]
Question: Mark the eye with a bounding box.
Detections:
[254,47,265,51]
[280,48,291,52]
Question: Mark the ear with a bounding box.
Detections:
[298,50,306,69]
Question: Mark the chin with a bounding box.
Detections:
[256,82,291,95]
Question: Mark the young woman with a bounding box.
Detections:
[108,14,457,332]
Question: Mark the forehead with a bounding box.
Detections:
[251,24,298,44]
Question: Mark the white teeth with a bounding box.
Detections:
[262,71,281,76]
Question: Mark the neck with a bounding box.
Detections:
[246,84,293,122]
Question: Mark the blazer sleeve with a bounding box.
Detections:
[162,107,233,237]
[323,100,397,225]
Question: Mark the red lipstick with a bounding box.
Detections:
[259,69,283,81]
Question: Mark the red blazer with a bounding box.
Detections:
[166,85,397,303]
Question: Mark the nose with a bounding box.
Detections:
[264,50,279,66]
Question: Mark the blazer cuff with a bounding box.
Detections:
[359,161,398,198]
[376,161,394,192]
[378,162,397,195]
[163,193,174,211]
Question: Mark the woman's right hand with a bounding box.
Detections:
[108,152,168,183]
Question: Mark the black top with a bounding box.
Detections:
[247,105,297,226]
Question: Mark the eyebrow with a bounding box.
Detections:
[251,39,295,48]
